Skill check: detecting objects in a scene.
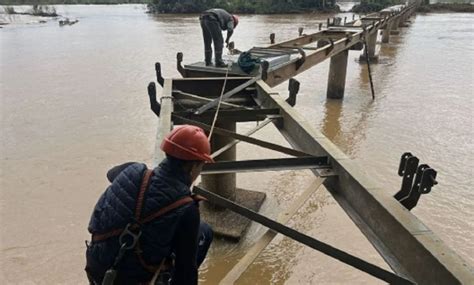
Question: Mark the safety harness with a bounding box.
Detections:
[90,169,205,282]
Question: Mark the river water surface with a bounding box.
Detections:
[1,4,473,284]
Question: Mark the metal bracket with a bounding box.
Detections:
[394,152,419,201]
[176,52,186,77]
[394,153,438,210]
[286,78,300,107]
[155,62,164,87]
[147,82,161,117]
[270,33,275,44]
[419,168,438,194]
[295,48,306,70]
[345,33,353,45]
[325,39,334,56]
[261,60,269,82]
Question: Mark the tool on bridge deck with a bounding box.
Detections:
[193,186,415,284]
[394,152,438,210]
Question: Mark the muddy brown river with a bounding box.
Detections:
[1,4,473,284]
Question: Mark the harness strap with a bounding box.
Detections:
[141,196,193,224]
[91,171,203,242]
[90,168,203,275]
[135,169,153,220]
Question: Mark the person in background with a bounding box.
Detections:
[85,125,214,285]
[199,8,239,67]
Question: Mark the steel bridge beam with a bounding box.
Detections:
[254,80,473,284]
[201,156,329,174]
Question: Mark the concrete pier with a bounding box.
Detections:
[200,120,266,239]
[327,50,349,99]
[201,121,236,205]
[391,17,401,35]
[359,31,378,62]
[382,21,392,43]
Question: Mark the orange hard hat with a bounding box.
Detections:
[160,125,214,163]
[232,15,239,28]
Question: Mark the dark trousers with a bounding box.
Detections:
[200,14,224,64]
[196,222,213,267]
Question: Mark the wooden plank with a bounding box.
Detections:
[221,177,326,284]
[153,79,173,167]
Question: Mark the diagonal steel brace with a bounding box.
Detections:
[172,115,310,157]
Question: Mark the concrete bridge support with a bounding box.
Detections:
[327,50,349,99]
[359,31,378,62]
[391,17,401,35]
[382,21,392,43]
[200,120,266,239]
[399,14,408,27]
[201,121,236,204]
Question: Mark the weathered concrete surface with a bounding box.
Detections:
[359,31,379,62]
[200,187,266,240]
[382,21,392,43]
[202,121,237,202]
[327,49,349,99]
[200,120,266,239]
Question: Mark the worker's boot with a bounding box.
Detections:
[215,51,228,68]
[205,50,212,66]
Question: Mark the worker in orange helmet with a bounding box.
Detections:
[86,125,214,285]
[199,8,239,67]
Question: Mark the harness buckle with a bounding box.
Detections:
[119,223,142,250]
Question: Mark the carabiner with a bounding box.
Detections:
[119,223,142,250]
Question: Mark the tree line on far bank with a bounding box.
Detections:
[147,0,339,14]
[1,0,147,4]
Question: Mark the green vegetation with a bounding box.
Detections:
[4,6,16,14]
[1,0,147,4]
[351,0,397,13]
[417,3,474,13]
[30,4,58,16]
[147,0,339,14]
[2,4,58,16]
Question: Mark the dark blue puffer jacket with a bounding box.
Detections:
[86,158,194,282]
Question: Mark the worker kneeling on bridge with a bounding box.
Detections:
[85,125,214,285]
[199,8,239,67]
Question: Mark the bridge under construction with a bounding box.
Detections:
[147,1,474,284]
